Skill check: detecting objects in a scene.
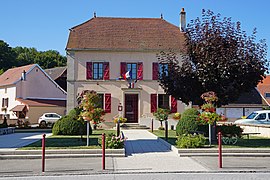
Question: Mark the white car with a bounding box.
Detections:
[38,113,62,127]
[234,110,270,125]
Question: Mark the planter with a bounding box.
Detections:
[82,116,91,121]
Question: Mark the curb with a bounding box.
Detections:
[0,149,126,159]
[154,134,270,157]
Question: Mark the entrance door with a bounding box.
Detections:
[125,94,138,123]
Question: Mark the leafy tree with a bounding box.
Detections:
[13,47,66,69]
[0,39,66,73]
[0,40,16,71]
[157,9,269,106]
[13,47,39,66]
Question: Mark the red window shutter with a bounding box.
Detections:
[171,96,177,113]
[86,62,92,79]
[120,62,126,77]
[105,93,111,113]
[103,62,110,80]
[151,94,157,113]
[152,62,159,80]
[137,62,143,80]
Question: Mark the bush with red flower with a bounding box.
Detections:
[79,90,105,127]
[198,91,226,125]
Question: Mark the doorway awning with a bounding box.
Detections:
[10,105,26,112]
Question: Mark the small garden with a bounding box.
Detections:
[152,91,270,149]
[20,90,126,150]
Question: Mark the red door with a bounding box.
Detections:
[125,94,138,123]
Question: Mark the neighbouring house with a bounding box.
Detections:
[257,75,270,107]
[66,10,189,127]
[45,66,67,91]
[0,64,67,125]
[216,88,265,121]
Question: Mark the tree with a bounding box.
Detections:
[157,9,269,106]
[13,47,67,69]
[0,40,16,72]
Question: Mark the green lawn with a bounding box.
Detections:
[151,130,177,146]
[19,130,115,150]
[151,130,270,148]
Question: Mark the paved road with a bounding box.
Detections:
[2,130,270,178]
[1,173,270,180]
[0,132,52,149]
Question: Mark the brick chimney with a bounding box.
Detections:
[180,8,186,32]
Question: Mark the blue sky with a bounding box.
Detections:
[1,0,269,58]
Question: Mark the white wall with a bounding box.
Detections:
[217,107,262,121]
[67,50,185,122]
[0,86,22,119]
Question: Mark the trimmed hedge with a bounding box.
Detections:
[52,108,89,135]
[176,108,200,135]
[52,116,88,135]
[176,134,206,148]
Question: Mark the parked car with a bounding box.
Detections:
[38,113,62,127]
[234,110,270,125]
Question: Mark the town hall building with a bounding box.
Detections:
[66,9,188,125]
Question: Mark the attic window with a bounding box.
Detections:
[36,69,38,72]
[265,93,270,98]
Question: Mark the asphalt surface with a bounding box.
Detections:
[1,130,270,178]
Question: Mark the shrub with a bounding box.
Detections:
[52,115,88,135]
[104,133,125,149]
[181,108,200,118]
[216,124,243,137]
[176,134,206,148]
[68,107,81,120]
[153,108,170,128]
[0,123,8,128]
[176,108,200,136]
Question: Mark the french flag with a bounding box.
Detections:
[123,71,130,80]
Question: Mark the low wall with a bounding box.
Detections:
[139,118,179,130]
[239,124,270,138]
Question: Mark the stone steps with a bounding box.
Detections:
[120,123,150,130]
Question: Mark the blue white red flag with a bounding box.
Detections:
[123,71,130,80]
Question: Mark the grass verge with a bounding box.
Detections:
[19,129,115,150]
[151,130,270,148]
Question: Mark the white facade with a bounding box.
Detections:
[0,65,66,121]
[67,50,186,124]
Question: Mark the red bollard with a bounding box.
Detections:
[218,131,222,168]
[151,118,153,132]
[102,133,105,170]
[42,134,46,173]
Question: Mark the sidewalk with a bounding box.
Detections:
[0,132,52,150]
[112,130,208,172]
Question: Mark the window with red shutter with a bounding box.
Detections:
[152,62,159,80]
[86,62,92,79]
[103,62,110,80]
[151,94,157,113]
[137,62,143,80]
[120,62,127,78]
[105,94,111,113]
[171,96,177,113]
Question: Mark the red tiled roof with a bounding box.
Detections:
[45,66,67,80]
[66,17,185,51]
[257,76,270,105]
[17,99,66,107]
[0,64,35,87]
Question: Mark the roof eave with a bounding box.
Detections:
[66,48,182,53]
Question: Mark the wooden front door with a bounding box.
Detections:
[125,94,138,123]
